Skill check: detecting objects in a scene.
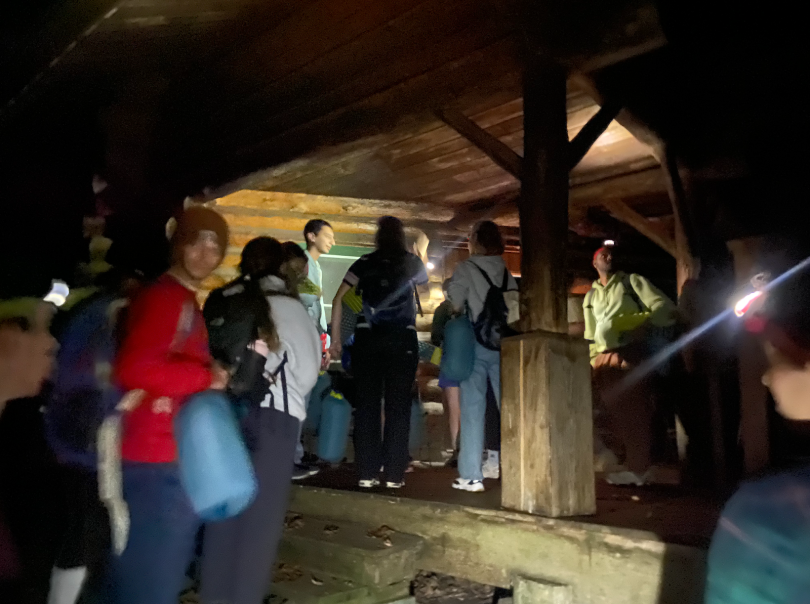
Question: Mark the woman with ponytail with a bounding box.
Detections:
[201,236,321,604]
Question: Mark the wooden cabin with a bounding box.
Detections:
[2,1,808,602]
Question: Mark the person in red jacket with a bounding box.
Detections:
[107,207,229,604]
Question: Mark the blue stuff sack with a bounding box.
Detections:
[317,390,352,464]
[440,316,476,382]
[175,390,257,521]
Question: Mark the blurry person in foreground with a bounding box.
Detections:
[705,264,810,604]
[106,207,229,604]
[1,287,58,598]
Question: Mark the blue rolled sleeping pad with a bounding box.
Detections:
[317,390,352,464]
[440,316,476,382]
[341,334,355,375]
[175,390,258,521]
[304,371,332,434]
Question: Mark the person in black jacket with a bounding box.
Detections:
[330,217,428,489]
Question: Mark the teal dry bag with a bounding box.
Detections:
[440,316,476,382]
[175,390,257,521]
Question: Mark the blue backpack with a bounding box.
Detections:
[45,293,126,469]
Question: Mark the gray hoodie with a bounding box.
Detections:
[448,255,518,322]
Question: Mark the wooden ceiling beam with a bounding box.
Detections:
[569,71,664,161]
[567,101,622,169]
[435,107,522,178]
[601,198,676,257]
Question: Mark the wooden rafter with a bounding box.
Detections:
[435,107,522,178]
[567,101,622,169]
[602,198,676,257]
[569,72,664,162]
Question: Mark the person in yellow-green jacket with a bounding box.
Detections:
[583,245,678,486]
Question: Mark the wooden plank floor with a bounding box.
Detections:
[297,465,723,548]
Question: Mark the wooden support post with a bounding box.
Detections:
[500,61,595,517]
[727,237,770,475]
[661,146,699,295]
[519,62,569,333]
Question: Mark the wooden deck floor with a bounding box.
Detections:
[297,464,723,548]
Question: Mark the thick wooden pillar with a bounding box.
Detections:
[501,61,595,517]
[518,61,569,334]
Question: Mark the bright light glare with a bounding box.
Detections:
[426,262,435,270]
[43,280,69,307]
[734,291,764,317]
[603,239,615,247]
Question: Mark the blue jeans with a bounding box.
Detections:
[105,463,200,604]
[458,344,501,481]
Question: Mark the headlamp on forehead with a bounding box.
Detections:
[197,230,219,246]
[43,280,69,308]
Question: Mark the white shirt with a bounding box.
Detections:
[305,250,327,334]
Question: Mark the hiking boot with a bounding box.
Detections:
[292,464,320,481]
[452,478,485,492]
[358,478,380,488]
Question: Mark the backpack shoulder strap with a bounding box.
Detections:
[500,268,510,291]
[470,262,495,288]
[622,274,646,312]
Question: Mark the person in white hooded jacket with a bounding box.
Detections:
[447,221,518,492]
[201,236,320,604]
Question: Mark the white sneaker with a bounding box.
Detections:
[385,481,405,489]
[482,459,500,480]
[452,478,485,492]
[605,470,646,486]
[358,478,380,488]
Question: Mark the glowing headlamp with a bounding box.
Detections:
[734,290,764,318]
[43,280,69,308]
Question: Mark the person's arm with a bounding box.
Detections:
[431,302,451,346]
[629,274,677,326]
[582,291,600,362]
[329,281,353,358]
[115,287,212,398]
[446,264,470,314]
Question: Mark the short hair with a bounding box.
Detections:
[375,216,407,253]
[281,241,307,262]
[303,219,332,244]
[472,221,505,256]
[239,236,283,277]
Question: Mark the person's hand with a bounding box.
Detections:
[209,361,231,391]
[321,350,332,371]
[329,342,342,362]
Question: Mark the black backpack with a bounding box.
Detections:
[469,264,515,351]
[357,252,422,326]
[203,278,269,405]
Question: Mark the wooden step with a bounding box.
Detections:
[269,568,410,604]
[278,516,424,587]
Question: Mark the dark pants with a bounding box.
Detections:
[352,326,419,483]
[105,463,199,604]
[592,351,655,474]
[200,406,299,604]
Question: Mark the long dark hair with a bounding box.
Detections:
[240,237,297,352]
[375,216,407,255]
